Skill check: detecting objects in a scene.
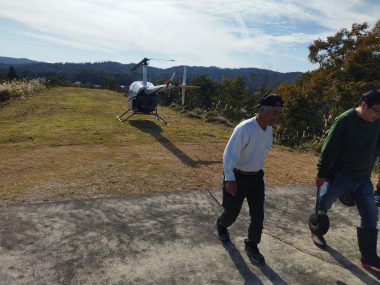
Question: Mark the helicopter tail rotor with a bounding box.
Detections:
[168,72,176,87]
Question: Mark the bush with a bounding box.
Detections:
[205,110,219,118]
[169,102,182,111]
[192,108,204,116]
[205,116,233,127]
[0,90,10,102]
[0,78,47,101]
[186,111,203,119]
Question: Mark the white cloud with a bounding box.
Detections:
[300,0,379,30]
[0,0,378,71]
[234,32,321,50]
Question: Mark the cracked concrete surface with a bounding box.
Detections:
[0,184,379,284]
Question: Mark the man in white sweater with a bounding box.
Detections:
[216,93,283,264]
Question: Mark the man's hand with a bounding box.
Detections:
[315,176,326,187]
[225,181,237,197]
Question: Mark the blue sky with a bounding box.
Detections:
[0,0,379,72]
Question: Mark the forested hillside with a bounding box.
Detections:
[0,59,301,90]
[0,56,39,65]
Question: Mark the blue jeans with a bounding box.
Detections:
[319,172,378,229]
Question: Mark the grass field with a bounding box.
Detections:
[0,87,318,206]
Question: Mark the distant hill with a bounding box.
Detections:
[0,56,302,88]
[0,56,40,65]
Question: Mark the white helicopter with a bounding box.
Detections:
[117,57,196,125]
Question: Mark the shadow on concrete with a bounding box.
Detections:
[364,268,380,281]
[221,241,288,284]
[221,241,264,285]
[258,263,288,285]
[326,246,380,283]
[129,120,221,168]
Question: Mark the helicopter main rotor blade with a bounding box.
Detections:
[130,57,150,71]
[150,58,175,62]
[178,85,200,88]
[130,58,175,71]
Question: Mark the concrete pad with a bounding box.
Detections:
[0,184,379,284]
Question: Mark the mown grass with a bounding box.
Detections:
[0,87,322,206]
[0,87,238,205]
[0,87,231,148]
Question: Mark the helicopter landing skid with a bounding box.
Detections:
[117,109,134,124]
[117,109,169,126]
[152,110,169,126]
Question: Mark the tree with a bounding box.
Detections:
[101,76,118,90]
[7,66,19,80]
[214,75,250,121]
[274,20,380,147]
[343,22,380,82]
[308,23,370,69]
[186,75,216,110]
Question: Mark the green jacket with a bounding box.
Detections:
[317,108,380,179]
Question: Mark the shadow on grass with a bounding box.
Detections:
[326,245,380,283]
[129,120,221,168]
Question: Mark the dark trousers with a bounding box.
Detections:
[218,170,265,244]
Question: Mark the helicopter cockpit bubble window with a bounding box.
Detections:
[132,95,158,113]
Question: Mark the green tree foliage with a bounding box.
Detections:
[0,73,6,82]
[168,74,260,123]
[186,75,216,110]
[7,66,19,80]
[275,20,380,147]
[101,76,118,90]
[211,76,250,121]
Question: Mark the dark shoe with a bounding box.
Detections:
[361,260,380,270]
[311,233,327,249]
[244,239,265,264]
[357,227,380,270]
[216,218,230,242]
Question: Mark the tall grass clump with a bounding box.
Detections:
[0,78,47,101]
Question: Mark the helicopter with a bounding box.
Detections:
[117,57,197,125]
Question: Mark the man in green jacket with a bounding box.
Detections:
[313,89,380,270]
